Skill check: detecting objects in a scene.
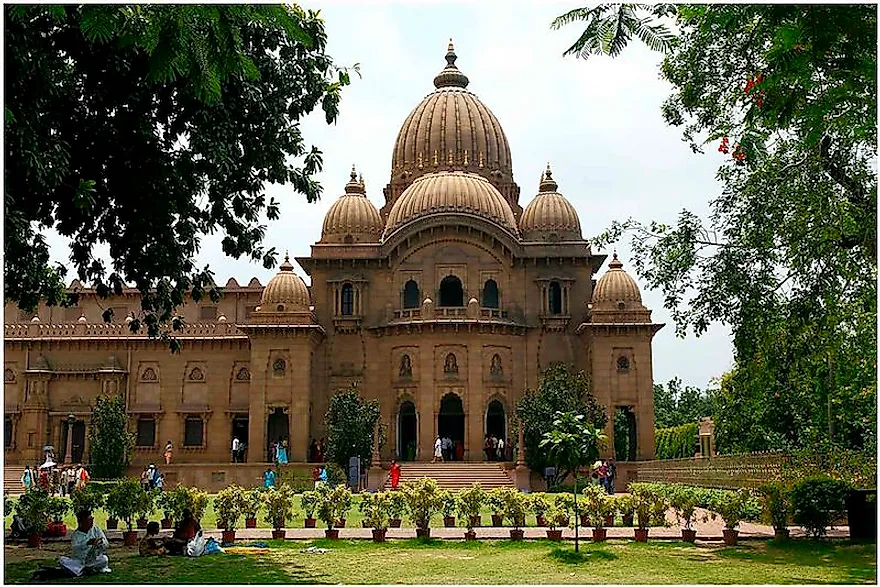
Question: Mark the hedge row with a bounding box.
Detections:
[655,423,698,460]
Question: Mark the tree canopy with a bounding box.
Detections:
[88,392,134,478]
[324,385,384,470]
[554,4,876,453]
[653,377,715,429]
[5,5,355,349]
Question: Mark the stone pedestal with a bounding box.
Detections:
[367,464,387,491]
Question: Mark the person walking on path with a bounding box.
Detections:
[389,460,402,490]
[432,436,444,463]
[20,466,33,490]
[163,441,173,465]
[264,468,276,489]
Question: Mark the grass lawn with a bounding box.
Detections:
[4,538,875,584]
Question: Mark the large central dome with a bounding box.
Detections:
[382,41,520,218]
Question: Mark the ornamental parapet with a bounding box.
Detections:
[4,321,247,340]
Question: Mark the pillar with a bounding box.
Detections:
[247,349,268,463]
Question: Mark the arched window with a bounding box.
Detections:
[482,279,499,308]
[403,280,420,309]
[341,283,354,316]
[548,281,562,315]
[439,275,464,307]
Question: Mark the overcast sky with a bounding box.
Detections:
[44,1,734,389]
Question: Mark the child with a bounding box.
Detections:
[139,522,165,556]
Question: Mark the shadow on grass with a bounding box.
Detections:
[548,545,618,565]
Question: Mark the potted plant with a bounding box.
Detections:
[155,490,178,529]
[135,489,156,529]
[544,501,570,541]
[629,483,667,542]
[16,489,51,548]
[456,483,486,540]
[362,492,391,542]
[316,484,352,539]
[187,487,210,522]
[616,494,636,527]
[300,491,318,528]
[71,485,105,519]
[708,488,759,546]
[45,496,70,537]
[440,490,457,527]
[529,493,550,527]
[214,485,247,544]
[243,488,264,529]
[759,483,791,541]
[668,485,708,543]
[263,486,295,539]
[487,487,506,527]
[388,491,407,528]
[582,484,616,542]
[500,488,527,540]
[401,478,443,538]
[106,477,143,546]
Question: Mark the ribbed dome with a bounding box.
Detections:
[519,164,582,241]
[390,41,514,195]
[321,166,383,243]
[259,255,311,311]
[592,253,642,305]
[384,171,518,238]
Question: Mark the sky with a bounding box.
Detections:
[42,1,734,389]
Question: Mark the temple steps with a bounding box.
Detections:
[384,462,515,491]
[5,466,25,495]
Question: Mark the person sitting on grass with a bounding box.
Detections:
[139,521,166,556]
[164,508,201,555]
[60,510,111,576]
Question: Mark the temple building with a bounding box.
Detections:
[3,42,663,467]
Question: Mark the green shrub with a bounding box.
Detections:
[759,482,791,531]
[487,487,507,514]
[242,488,264,520]
[47,496,70,523]
[105,477,143,531]
[315,483,352,529]
[263,486,296,530]
[70,485,105,516]
[388,491,408,521]
[438,489,456,518]
[16,489,51,534]
[581,484,616,529]
[790,477,850,538]
[361,492,391,530]
[654,423,699,460]
[325,463,347,487]
[614,494,636,519]
[300,491,319,519]
[214,485,247,530]
[667,485,709,531]
[528,493,550,518]
[135,489,156,520]
[544,501,570,530]
[628,483,668,530]
[456,483,486,530]
[499,488,528,530]
[708,488,760,531]
[401,478,443,530]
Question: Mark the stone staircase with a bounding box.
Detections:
[384,462,516,491]
[5,466,25,495]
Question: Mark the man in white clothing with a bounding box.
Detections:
[60,510,110,576]
[497,437,505,461]
[232,436,241,462]
[432,436,444,463]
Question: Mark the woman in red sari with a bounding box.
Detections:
[389,460,402,490]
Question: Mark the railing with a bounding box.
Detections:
[4,321,245,339]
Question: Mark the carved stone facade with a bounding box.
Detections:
[3,42,662,466]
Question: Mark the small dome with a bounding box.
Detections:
[30,315,40,323]
[77,313,88,323]
[384,172,518,238]
[519,164,582,241]
[260,254,311,312]
[321,166,383,243]
[592,252,642,305]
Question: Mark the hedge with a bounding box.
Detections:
[655,423,699,460]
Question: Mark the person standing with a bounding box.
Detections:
[484,435,492,461]
[231,436,240,463]
[389,460,402,490]
[163,440,173,465]
[66,466,77,496]
[606,460,616,495]
[20,465,33,491]
[277,439,289,465]
[432,436,443,463]
[264,467,276,489]
[59,510,111,576]
[490,435,499,461]
[497,437,505,461]
[76,464,89,490]
[441,436,451,461]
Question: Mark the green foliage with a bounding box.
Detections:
[497,488,528,530]
[70,485,105,516]
[790,476,850,538]
[5,5,356,347]
[324,463,347,488]
[628,483,669,530]
[214,485,247,530]
[581,484,616,529]
[544,501,571,531]
[158,485,207,521]
[314,483,352,529]
[653,378,715,429]
[325,385,384,470]
[401,478,443,530]
[46,496,70,523]
[539,411,606,481]
[360,492,391,530]
[88,393,134,478]
[105,477,144,531]
[262,486,295,530]
[242,488,265,519]
[655,422,699,459]
[455,483,486,530]
[387,491,408,521]
[16,489,52,534]
[516,363,608,484]
[528,493,550,517]
[300,491,318,519]
[438,490,457,518]
[551,4,676,59]
[666,485,709,530]
[135,490,156,519]
[559,4,877,456]
[614,494,636,518]
[707,488,760,531]
[759,482,791,531]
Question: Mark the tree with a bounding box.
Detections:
[88,392,134,478]
[554,5,876,452]
[324,384,384,471]
[540,411,606,552]
[5,5,356,350]
[515,363,607,485]
[653,377,714,429]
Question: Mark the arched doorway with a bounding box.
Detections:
[403,279,420,309]
[438,393,465,459]
[486,399,506,440]
[482,279,499,308]
[614,406,637,461]
[266,407,289,462]
[439,275,464,307]
[398,401,417,461]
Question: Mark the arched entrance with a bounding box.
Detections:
[266,408,289,462]
[486,399,506,440]
[439,275,464,307]
[438,393,464,459]
[398,401,417,461]
[614,406,637,461]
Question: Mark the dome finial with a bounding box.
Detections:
[433,38,469,89]
[609,249,623,269]
[350,164,357,181]
[345,164,365,195]
[538,162,558,192]
[280,251,293,271]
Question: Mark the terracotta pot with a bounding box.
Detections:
[774,528,790,541]
[634,528,649,542]
[491,514,503,527]
[536,515,546,527]
[390,518,402,528]
[336,519,346,528]
[622,514,634,527]
[372,528,387,543]
[469,516,482,528]
[325,529,339,539]
[592,527,607,542]
[443,516,455,528]
[272,529,286,540]
[722,529,739,546]
[222,530,236,544]
[546,529,563,541]
[161,518,173,530]
[580,514,590,527]
[123,530,139,547]
[304,518,316,528]
[509,529,524,541]
[464,530,477,541]
[27,533,42,548]
[245,517,257,529]
[682,529,697,543]
[106,518,119,530]
[604,514,615,527]
[416,528,431,538]
[136,518,148,529]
